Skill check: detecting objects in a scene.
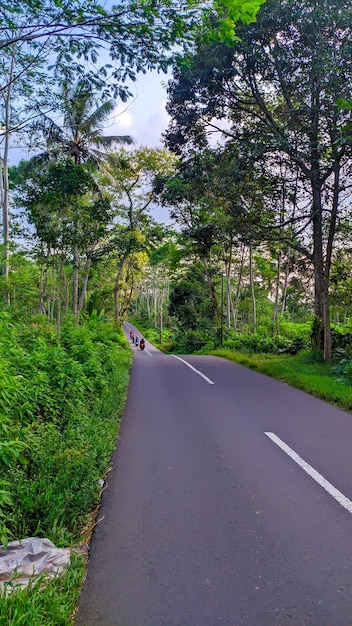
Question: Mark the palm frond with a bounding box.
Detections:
[64,79,94,136]
[83,100,116,133]
[26,148,64,170]
[90,134,134,148]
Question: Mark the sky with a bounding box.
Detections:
[110,71,171,147]
[109,70,173,224]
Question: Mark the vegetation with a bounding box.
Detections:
[0,312,131,621]
[3,0,352,621]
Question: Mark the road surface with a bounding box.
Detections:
[75,324,352,625]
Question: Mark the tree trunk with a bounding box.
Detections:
[281,250,290,315]
[39,246,49,315]
[203,257,218,322]
[272,248,281,336]
[57,254,64,335]
[159,286,164,343]
[225,246,233,329]
[153,285,158,327]
[146,286,151,319]
[1,49,15,304]
[78,258,91,315]
[249,244,257,334]
[72,243,79,316]
[114,257,127,321]
[325,163,340,281]
[233,245,245,331]
[311,177,331,361]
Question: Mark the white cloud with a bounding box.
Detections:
[136,103,170,147]
[111,102,134,132]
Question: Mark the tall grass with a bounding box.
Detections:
[0,312,132,623]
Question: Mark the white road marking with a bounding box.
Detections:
[145,349,153,356]
[265,431,352,515]
[172,355,215,385]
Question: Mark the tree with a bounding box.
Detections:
[155,144,276,331]
[30,78,133,168]
[104,147,177,320]
[0,0,265,98]
[165,0,352,360]
[28,79,134,316]
[0,0,194,304]
[21,160,115,328]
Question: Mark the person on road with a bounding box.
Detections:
[140,338,145,350]
[135,336,139,346]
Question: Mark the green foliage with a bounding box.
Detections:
[212,0,266,43]
[222,329,308,355]
[1,0,203,102]
[176,329,217,353]
[0,552,85,625]
[168,267,216,330]
[277,320,312,340]
[0,313,131,548]
[332,358,352,384]
[0,416,26,547]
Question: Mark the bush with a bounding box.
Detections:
[222,330,308,355]
[173,329,217,353]
[0,313,132,546]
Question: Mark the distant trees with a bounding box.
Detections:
[104,147,177,321]
[9,145,178,326]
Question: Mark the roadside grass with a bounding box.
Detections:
[0,314,132,624]
[0,553,85,626]
[209,349,352,412]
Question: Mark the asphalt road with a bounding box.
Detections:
[75,324,352,626]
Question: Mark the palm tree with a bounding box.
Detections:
[32,78,133,168]
[30,79,133,317]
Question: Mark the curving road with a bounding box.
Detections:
[75,324,352,625]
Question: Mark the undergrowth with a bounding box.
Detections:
[0,311,132,624]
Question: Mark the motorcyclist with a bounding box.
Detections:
[135,336,139,346]
[140,338,145,350]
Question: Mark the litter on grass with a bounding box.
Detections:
[0,537,70,591]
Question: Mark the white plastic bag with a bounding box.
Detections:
[0,537,70,590]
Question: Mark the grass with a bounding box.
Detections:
[0,553,85,625]
[209,349,352,412]
[0,315,133,625]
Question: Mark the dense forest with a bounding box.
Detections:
[2,0,352,622]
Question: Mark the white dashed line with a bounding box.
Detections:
[172,355,215,385]
[265,431,352,515]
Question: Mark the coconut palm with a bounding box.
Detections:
[31,78,133,168]
[29,79,133,317]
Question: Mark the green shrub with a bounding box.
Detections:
[222,330,308,355]
[0,314,132,546]
[174,329,216,353]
